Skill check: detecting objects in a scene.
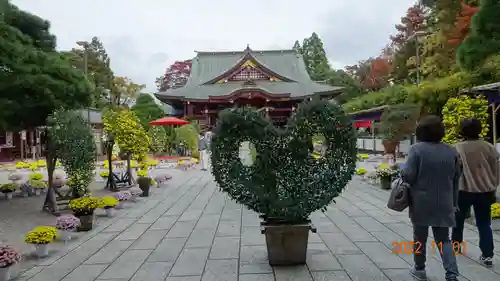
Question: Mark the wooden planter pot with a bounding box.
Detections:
[260,221,316,266]
[382,140,399,155]
[75,213,94,231]
[380,177,392,190]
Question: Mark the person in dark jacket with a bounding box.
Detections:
[402,115,461,281]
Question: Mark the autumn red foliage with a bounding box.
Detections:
[363,57,392,90]
[157,60,192,91]
[390,4,427,47]
[448,2,478,45]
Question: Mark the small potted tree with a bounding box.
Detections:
[378,103,420,159]
[211,99,357,265]
[0,245,22,281]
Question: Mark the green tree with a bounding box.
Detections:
[111,76,146,106]
[0,1,93,130]
[103,109,150,186]
[103,109,150,160]
[62,37,114,108]
[296,34,365,103]
[292,40,301,51]
[149,126,167,155]
[175,124,199,157]
[457,0,500,70]
[132,94,165,129]
[326,70,366,103]
[300,32,332,81]
[48,109,96,196]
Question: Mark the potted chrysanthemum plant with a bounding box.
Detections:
[355,168,367,180]
[0,184,18,200]
[113,191,131,209]
[69,197,99,231]
[25,226,57,258]
[7,173,21,184]
[130,189,143,202]
[99,171,109,181]
[99,196,120,217]
[30,180,47,196]
[55,215,81,242]
[0,245,22,281]
[375,166,398,190]
[492,203,500,231]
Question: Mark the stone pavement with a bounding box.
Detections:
[14,170,500,281]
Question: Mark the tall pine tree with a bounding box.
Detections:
[457,0,500,70]
[300,33,332,81]
[295,33,365,103]
[292,40,301,52]
[62,37,114,108]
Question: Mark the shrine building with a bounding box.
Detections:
[155,46,343,127]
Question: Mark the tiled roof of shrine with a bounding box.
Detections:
[155,46,343,102]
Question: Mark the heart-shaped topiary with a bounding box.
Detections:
[211,98,357,223]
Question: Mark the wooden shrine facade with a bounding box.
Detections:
[155,46,343,128]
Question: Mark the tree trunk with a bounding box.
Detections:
[105,139,117,191]
[42,135,59,215]
[126,154,132,186]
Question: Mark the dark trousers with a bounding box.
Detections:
[413,225,459,280]
[452,191,495,258]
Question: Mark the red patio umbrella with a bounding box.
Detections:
[150,117,190,126]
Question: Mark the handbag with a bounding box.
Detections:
[387,177,409,212]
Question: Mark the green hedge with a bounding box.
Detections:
[343,72,473,115]
[343,55,500,115]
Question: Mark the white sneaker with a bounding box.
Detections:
[409,267,428,280]
[479,255,493,267]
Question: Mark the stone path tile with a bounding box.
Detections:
[19,171,500,281]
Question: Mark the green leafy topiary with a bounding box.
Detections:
[442,95,489,144]
[210,99,357,223]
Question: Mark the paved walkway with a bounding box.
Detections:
[12,170,500,281]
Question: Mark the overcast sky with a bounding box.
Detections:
[12,0,416,92]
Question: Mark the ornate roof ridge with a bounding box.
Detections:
[195,48,297,56]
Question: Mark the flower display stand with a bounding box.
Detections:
[0,266,12,281]
[492,219,500,231]
[59,231,72,242]
[105,208,115,217]
[34,244,49,258]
